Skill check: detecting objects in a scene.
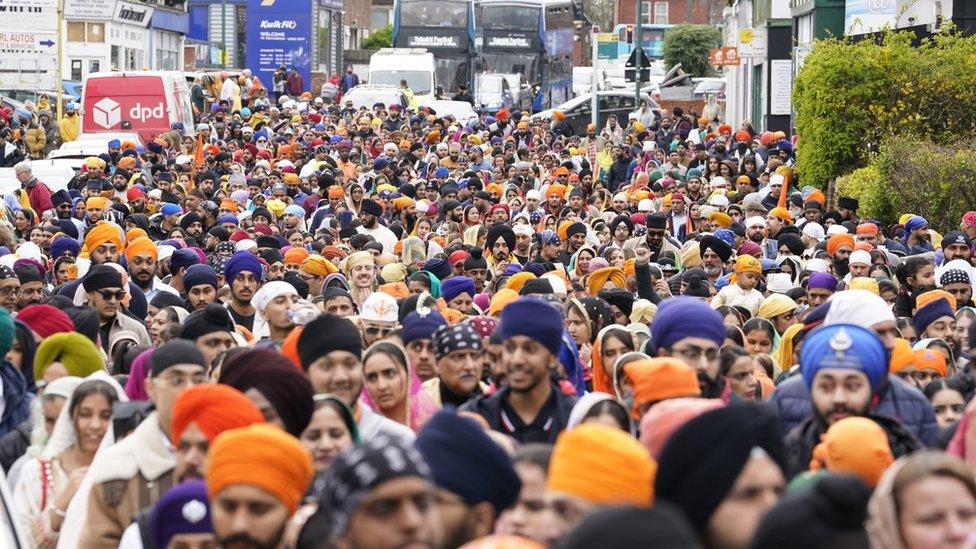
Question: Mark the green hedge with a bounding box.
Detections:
[835,136,976,230]
[793,31,976,189]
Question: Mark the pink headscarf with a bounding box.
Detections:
[123,349,154,401]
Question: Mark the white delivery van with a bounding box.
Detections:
[368,48,436,108]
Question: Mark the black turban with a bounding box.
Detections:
[297,314,362,369]
[219,349,314,437]
[485,224,515,252]
[699,235,732,263]
[656,403,788,535]
[179,303,235,341]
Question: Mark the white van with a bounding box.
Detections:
[368,48,436,108]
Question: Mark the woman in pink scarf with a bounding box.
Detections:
[360,340,437,432]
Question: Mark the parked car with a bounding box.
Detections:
[530,91,660,135]
[693,78,726,101]
[47,132,145,172]
[341,85,409,111]
[422,100,478,127]
[474,74,514,114]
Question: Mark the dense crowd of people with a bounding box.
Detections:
[0,74,973,548]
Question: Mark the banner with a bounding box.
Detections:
[246,0,312,94]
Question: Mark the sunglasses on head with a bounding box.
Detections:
[97,290,126,301]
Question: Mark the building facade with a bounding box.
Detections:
[615,0,724,26]
[63,0,188,80]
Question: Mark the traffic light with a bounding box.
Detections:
[626,25,633,44]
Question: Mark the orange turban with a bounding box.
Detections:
[856,223,879,235]
[392,196,415,211]
[125,228,148,244]
[171,384,264,444]
[916,289,957,312]
[206,424,314,513]
[300,255,338,277]
[708,212,733,228]
[283,247,310,266]
[379,282,410,300]
[84,221,123,254]
[717,124,733,134]
[546,184,567,200]
[826,233,855,256]
[889,338,914,374]
[220,198,239,213]
[440,307,465,325]
[489,289,519,316]
[557,220,573,241]
[553,110,566,121]
[810,417,893,487]
[506,272,536,294]
[86,196,109,210]
[624,358,701,418]
[322,246,347,261]
[327,185,345,199]
[914,348,948,377]
[587,267,627,296]
[769,207,792,224]
[117,157,137,171]
[548,424,655,506]
[124,236,157,262]
[623,258,636,278]
[281,326,304,369]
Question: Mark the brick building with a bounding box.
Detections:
[615,0,724,26]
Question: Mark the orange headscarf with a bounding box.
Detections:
[206,424,314,513]
[171,384,265,444]
[914,348,948,377]
[591,326,632,394]
[547,424,655,506]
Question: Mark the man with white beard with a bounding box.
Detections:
[698,235,733,286]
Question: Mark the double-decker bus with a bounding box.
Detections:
[392,0,479,92]
[612,23,673,60]
[480,0,574,112]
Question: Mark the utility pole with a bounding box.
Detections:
[634,0,642,105]
[56,0,64,120]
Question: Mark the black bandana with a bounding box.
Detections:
[432,323,483,361]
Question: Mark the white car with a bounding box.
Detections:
[422,100,478,127]
[0,160,74,195]
[45,132,145,172]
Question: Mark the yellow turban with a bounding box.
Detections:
[769,207,793,224]
[343,251,374,276]
[680,242,702,269]
[300,255,338,277]
[757,293,798,320]
[630,299,657,324]
[392,196,415,211]
[587,267,627,296]
[381,262,408,283]
[623,258,636,278]
[86,196,109,210]
[547,424,655,506]
[848,277,880,295]
[123,236,157,262]
[84,221,123,254]
[506,272,536,294]
[735,255,761,274]
[206,424,314,514]
[84,157,106,169]
[265,199,286,218]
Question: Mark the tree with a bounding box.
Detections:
[583,0,614,33]
[662,24,721,77]
[363,25,392,50]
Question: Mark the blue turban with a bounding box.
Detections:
[160,203,182,217]
[807,272,838,292]
[150,480,211,549]
[649,297,724,354]
[224,251,263,285]
[498,297,564,357]
[423,257,451,281]
[50,237,80,258]
[147,141,165,154]
[169,249,201,274]
[904,215,928,233]
[714,228,736,247]
[284,205,305,218]
[434,167,450,179]
[914,297,955,335]
[373,157,389,171]
[107,139,121,148]
[800,324,887,393]
[183,264,218,289]
[159,239,184,250]
[218,214,239,225]
[401,310,447,345]
[415,411,520,516]
[559,330,586,396]
[441,276,475,303]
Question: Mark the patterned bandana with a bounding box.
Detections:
[940,268,971,287]
[432,323,484,361]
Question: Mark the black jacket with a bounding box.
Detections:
[785,413,922,479]
[0,418,31,473]
[606,157,631,192]
[461,381,577,444]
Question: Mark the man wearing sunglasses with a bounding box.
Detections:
[83,264,152,354]
[358,292,399,347]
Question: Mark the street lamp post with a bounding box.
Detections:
[221,0,227,68]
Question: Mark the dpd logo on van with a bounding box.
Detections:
[129,102,165,123]
[92,98,121,129]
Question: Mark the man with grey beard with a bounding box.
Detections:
[698,235,732,286]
